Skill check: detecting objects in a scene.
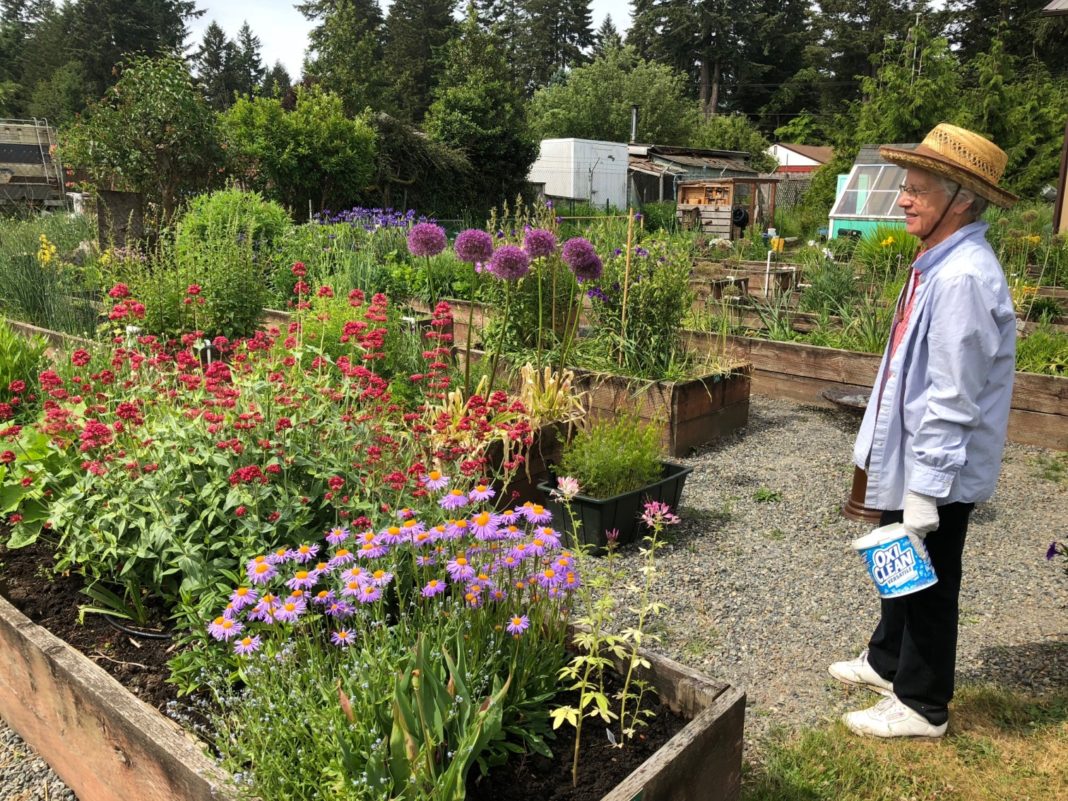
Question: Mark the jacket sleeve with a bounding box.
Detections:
[909,271,1003,497]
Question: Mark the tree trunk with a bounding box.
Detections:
[708,59,721,119]
[700,58,711,118]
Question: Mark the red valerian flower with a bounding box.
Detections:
[71,349,91,367]
[108,283,131,299]
[8,380,26,394]
[291,262,307,277]
[186,284,202,296]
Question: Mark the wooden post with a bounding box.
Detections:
[1055,115,1068,234]
[619,209,635,367]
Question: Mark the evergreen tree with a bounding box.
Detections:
[193,21,239,110]
[299,0,388,115]
[948,0,1066,76]
[521,0,594,89]
[262,60,292,97]
[423,12,535,208]
[592,14,623,57]
[381,0,457,121]
[472,0,526,88]
[232,22,265,97]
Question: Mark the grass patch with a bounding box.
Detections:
[753,487,782,503]
[1033,453,1068,484]
[743,684,1068,801]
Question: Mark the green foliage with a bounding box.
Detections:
[559,415,663,499]
[636,202,679,234]
[798,258,862,315]
[1016,322,1068,376]
[299,0,388,115]
[26,59,92,126]
[690,113,777,173]
[221,87,378,217]
[529,45,697,145]
[60,55,223,220]
[0,319,46,424]
[176,188,291,257]
[850,224,920,283]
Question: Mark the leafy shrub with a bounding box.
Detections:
[176,187,291,256]
[637,202,679,234]
[0,320,46,424]
[559,415,663,498]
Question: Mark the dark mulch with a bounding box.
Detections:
[0,537,179,712]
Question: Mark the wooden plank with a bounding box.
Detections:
[1007,406,1068,450]
[1010,370,1068,415]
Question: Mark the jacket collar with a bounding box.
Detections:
[914,221,989,275]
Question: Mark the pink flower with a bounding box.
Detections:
[550,476,580,501]
[506,614,530,636]
[641,501,680,529]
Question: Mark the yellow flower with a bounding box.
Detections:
[36,234,57,265]
[880,236,895,248]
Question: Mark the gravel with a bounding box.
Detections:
[602,394,1068,754]
[1,394,1065,791]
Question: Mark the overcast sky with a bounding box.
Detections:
[189,0,633,78]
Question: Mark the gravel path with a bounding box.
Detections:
[604,394,1068,753]
[1,394,1066,793]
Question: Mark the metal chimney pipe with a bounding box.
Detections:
[630,105,638,143]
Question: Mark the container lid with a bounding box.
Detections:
[852,522,906,550]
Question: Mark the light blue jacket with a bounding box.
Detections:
[853,221,1016,510]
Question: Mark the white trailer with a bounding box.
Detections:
[527,138,628,210]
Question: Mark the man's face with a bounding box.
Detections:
[897,168,949,240]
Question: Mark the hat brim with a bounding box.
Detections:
[880,144,1018,208]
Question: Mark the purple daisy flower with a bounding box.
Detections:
[446,555,476,582]
[407,222,447,257]
[422,470,450,491]
[233,634,262,655]
[521,502,552,525]
[447,518,472,540]
[440,488,469,510]
[248,593,279,622]
[523,228,557,259]
[266,547,292,565]
[561,237,603,281]
[488,245,530,281]
[326,600,355,618]
[328,548,355,569]
[469,484,496,502]
[312,589,336,605]
[229,587,258,611]
[497,508,520,525]
[488,587,507,603]
[421,578,447,598]
[331,629,355,647]
[286,570,318,591]
[415,554,436,567]
[365,568,393,587]
[208,615,244,641]
[399,518,425,538]
[357,584,383,604]
[289,543,319,563]
[325,526,350,546]
[470,510,500,541]
[247,560,277,586]
[534,567,561,588]
[274,597,306,623]
[561,569,581,591]
[506,614,530,636]
[497,554,521,571]
[463,585,484,607]
[533,526,561,549]
[357,541,389,559]
[454,229,494,264]
[379,525,409,546]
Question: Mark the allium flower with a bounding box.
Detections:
[488,245,530,281]
[234,635,262,655]
[550,476,580,501]
[506,614,530,636]
[422,470,449,491]
[331,629,355,647]
[523,228,557,259]
[440,488,469,510]
[421,578,447,598]
[454,229,494,264]
[641,500,681,528]
[208,615,243,641]
[407,222,447,257]
[469,484,495,502]
[561,237,603,281]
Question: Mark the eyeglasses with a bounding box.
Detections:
[898,183,938,199]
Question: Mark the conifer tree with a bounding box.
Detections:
[592,14,623,58]
[262,60,291,97]
[233,22,265,97]
[381,0,457,122]
[193,21,238,110]
[299,0,389,115]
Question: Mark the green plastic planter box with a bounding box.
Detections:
[538,461,694,551]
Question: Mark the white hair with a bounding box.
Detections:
[935,175,987,221]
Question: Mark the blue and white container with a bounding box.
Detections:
[852,522,938,599]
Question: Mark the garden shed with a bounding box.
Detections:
[674,176,780,239]
[0,118,66,208]
[527,138,629,209]
[628,144,757,205]
[828,144,910,239]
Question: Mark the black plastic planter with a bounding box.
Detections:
[538,461,694,551]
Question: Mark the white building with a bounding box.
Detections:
[527,138,629,210]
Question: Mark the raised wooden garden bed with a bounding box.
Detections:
[0,592,745,801]
[573,366,752,457]
[684,331,1068,450]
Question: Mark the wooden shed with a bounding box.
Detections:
[676,177,780,239]
[0,119,66,208]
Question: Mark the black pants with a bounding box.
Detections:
[865,502,974,725]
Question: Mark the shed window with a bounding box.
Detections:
[830,164,907,220]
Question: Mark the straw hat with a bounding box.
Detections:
[880,123,1017,208]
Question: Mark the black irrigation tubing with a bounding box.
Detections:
[102,613,174,640]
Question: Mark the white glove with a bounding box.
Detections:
[903,491,940,539]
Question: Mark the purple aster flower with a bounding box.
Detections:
[286,570,318,591]
[470,510,499,540]
[208,615,243,641]
[469,484,496,502]
[247,559,277,586]
[407,222,447,257]
[520,502,552,524]
[248,593,279,622]
[357,584,382,604]
[340,579,363,598]
[233,634,262,655]
[229,587,258,611]
[440,489,469,510]
[534,567,561,587]
[289,543,320,563]
[274,597,306,623]
[365,568,393,587]
[266,547,292,565]
[421,578,447,598]
[506,614,530,636]
[497,508,520,525]
[447,518,472,539]
[357,541,389,559]
[331,629,355,647]
[328,548,355,569]
[561,237,603,281]
[463,585,484,607]
[532,526,561,549]
[312,589,336,605]
[454,229,494,264]
[325,526,350,546]
[446,555,477,582]
[422,470,450,491]
[488,587,507,603]
[416,554,436,567]
[399,518,425,538]
[325,600,355,618]
[488,245,530,281]
[524,228,557,259]
[561,569,581,591]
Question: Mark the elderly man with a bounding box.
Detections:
[830,124,1018,738]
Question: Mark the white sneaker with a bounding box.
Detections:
[843,695,947,738]
[828,650,893,696]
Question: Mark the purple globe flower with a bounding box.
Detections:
[407,222,447,257]
[454,229,494,264]
[523,228,557,259]
[488,245,531,281]
[561,237,603,281]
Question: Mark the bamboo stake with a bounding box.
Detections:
[618,208,635,367]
